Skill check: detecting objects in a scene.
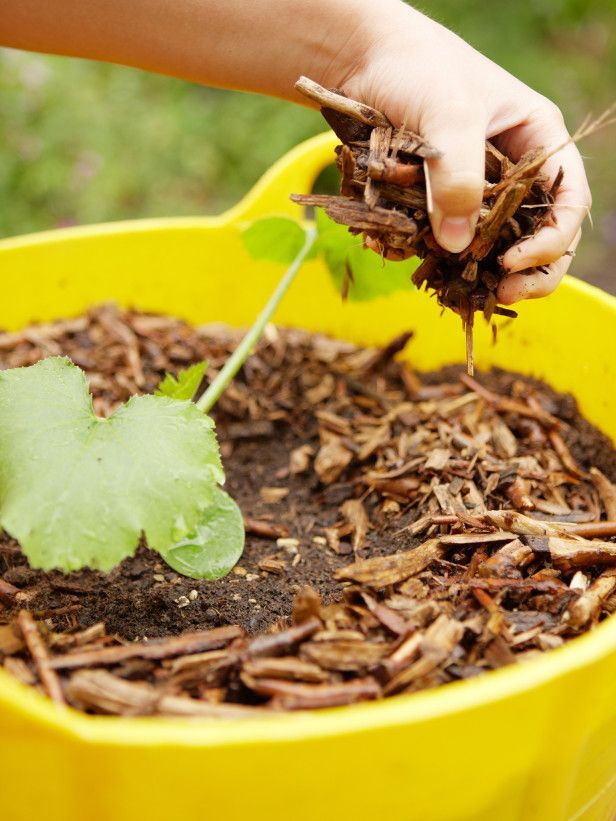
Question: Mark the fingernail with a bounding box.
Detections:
[433,211,478,254]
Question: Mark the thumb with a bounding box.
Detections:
[421,100,487,253]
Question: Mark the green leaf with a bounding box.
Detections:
[155,361,207,401]
[241,211,417,300]
[242,216,315,265]
[315,208,418,302]
[0,357,226,572]
[159,487,245,580]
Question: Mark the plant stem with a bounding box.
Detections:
[197,227,317,413]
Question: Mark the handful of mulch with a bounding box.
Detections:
[291,77,610,374]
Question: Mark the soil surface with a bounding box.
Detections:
[0,305,615,715]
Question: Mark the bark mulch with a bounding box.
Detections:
[0,304,615,716]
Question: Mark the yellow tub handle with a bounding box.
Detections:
[226,131,338,223]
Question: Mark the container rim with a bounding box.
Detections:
[1,592,615,746]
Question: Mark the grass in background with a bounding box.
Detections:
[0,0,614,288]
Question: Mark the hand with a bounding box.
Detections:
[328,1,591,304]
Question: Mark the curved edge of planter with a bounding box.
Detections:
[0,586,614,747]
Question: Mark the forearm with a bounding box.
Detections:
[0,0,394,101]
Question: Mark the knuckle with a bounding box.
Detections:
[529,96,566,134]
[538,96,565,127]
[548,234,570,261]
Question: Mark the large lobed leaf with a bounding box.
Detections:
[0,357,226,572]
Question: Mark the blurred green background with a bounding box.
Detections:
[1,0,614,291]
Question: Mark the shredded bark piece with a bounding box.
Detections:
[300,639,390,672]
[68,669,265,718]
[0,577,19,602]
[243,517,290,540]
[50,625,243,670]
[589,468,616,520]
[242,656,329,683]
[340,499,370,552]
[335,540,443,588]
[242,675,381,710]
[244,618,321,658]
[568,570,616,628]
[523,536,616,571]
[18,611,65,705]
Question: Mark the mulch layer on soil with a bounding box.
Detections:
[0,304,615,717]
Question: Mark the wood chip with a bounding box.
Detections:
[243,517,289,540]
[243,674,381,710]
[0,623,25,656]
[260,487,290,504]
[340,498,370,552]
[314,439,353,484]
[384,615,464,694]
[50,625,243,670]
[245,618,321,659]
[242,656,329,683]
[589,467,616,520]
[335,539,443,588]
[67,669,263,718]
[567,570,616,628]
[18,611,65,705]
[524,536,616,571]
[301,639,389,672]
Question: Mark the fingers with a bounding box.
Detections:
[500,108,591,274]
[421,99,488,253]
[497,228,581,304]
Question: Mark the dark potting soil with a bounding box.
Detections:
[0,305,614,645]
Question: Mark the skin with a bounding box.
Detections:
[0,0,591,304]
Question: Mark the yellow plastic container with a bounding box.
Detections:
[0,133,614,821]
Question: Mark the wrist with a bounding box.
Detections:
[301,0,411,97]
